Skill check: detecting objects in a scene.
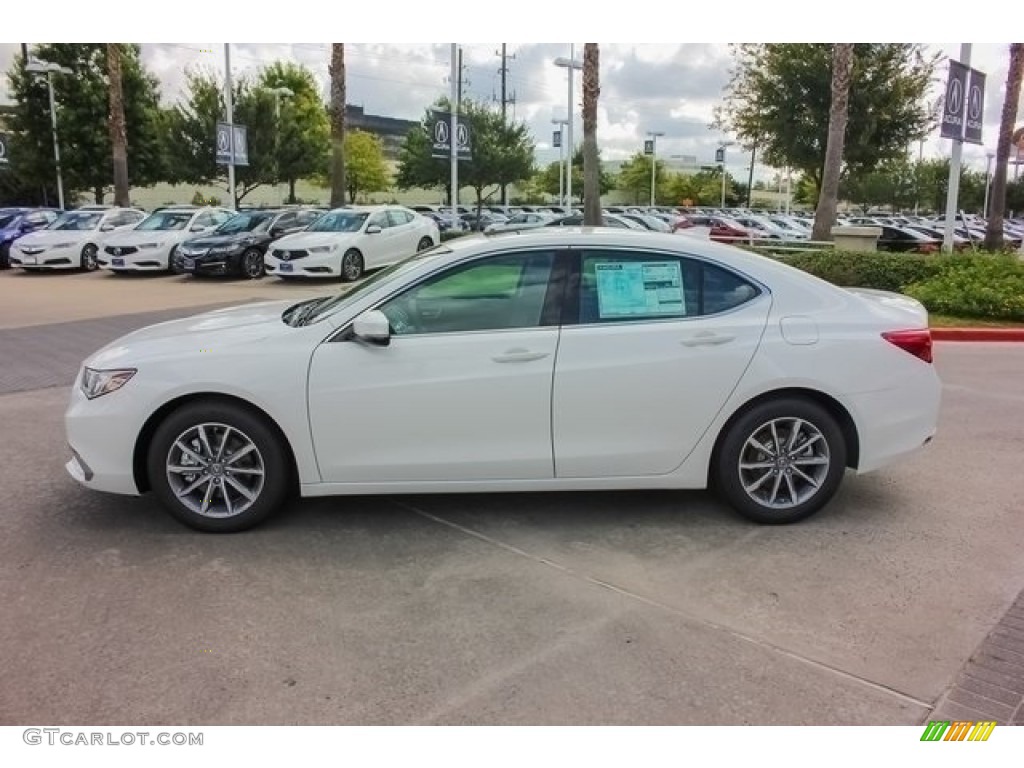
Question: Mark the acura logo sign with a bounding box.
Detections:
[280,251,291,261]
[113,247,122,255]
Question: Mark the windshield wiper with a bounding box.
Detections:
[288,297,331,327]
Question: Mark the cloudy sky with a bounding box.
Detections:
[0,42,1017,181]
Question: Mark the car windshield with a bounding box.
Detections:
[48,212,102,231]
[307,211,368,233]
[215,212,274,234]
[0,213,20,228]
[293,245,450,326]
[136,211,195,231]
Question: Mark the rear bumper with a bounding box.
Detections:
[848,368,941,474]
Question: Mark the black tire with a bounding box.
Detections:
[417,236,434,252]
[146,400,291,533]
[340,248,364,282]
[0,242,10,270]
[713,397,847,525]
[241,248,264,279]
[167,245,182,274]
[80,243,99,272]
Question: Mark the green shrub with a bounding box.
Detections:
[440,230,473,243]
[774,250,940,292]
[904,254,1024,321]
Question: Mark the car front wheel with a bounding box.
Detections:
[340,249,364,282]
[147,400,291,532]
[80,244,99,271]
[713,398,846,525]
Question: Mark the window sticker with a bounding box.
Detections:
[594,260,685,318]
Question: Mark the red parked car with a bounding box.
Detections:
[708,217,753,244]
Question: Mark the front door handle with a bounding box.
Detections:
[680,332,735,347]
[492,348,550,363]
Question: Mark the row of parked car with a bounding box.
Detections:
[0,204,441,282]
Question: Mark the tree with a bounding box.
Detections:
[537,150,615,202]
[617,152,668,205]
[582,43,601,225]
[107,44,129,206]
[668,168,741,207]
[344,130,389,202]
[257,61,329,203]
[6,43,165,203]
[985,44,1024,251]
[164,69,278,205]
[717,45,938,194]
[812,44,854,240]
[329,44,346,208]
[396,99,535,212]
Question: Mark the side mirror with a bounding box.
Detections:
[270,227,285,238]
[365,224,382,235]
[100,224,115,232]
[351,309,391,347]
[191,223,206,232]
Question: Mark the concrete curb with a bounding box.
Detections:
[931,328,1024,342]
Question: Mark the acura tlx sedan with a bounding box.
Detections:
[64,229,941,533]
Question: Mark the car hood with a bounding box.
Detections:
[271,231,357,249]
[104,229,191,246]
[183,232,264,249]
[85,300,300,368]
[14,229,92,246]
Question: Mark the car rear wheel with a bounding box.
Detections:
[80,244,98,272]
[713,398,846,524]
[0,242,10,269]
[417,236,434,251]
[147,400,291,532]
[340,249,363,282]
[241,248,264,279]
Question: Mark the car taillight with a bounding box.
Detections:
[882,329,933,363]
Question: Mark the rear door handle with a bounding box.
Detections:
[680,332,735,347]
[492,348,550,363]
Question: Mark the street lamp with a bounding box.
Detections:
[551,116,568,208]
[717,141,736,208]
[983,151,995,219]
[553,47,583,213]
[646,131,665,207]
[268,86,294,204]
[25,57,73,210]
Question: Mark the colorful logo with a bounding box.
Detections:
[920,720,996,742]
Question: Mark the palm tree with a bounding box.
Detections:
[582,44,601,226]
[812,44,854,242]
[984,43,1024,251]
[107,43,130,207]
[329,43,346,208]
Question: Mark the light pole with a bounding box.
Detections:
[268,86,294,204]
[717,141,735,208]
[554,47,583,212]
[646,131,665,207]
[25,58,73,210]
[551,117,568,208]
[983,151,995,219]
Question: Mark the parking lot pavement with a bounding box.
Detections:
[0,269,332,330]
[0,304,1022,724]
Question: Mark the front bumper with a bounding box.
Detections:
[265,252,340,277]
[11,245,78,269]
[99,246,172,271]
[64,374,144,495]
[179,251,243,276]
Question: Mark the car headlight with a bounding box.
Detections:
[80,367,136,400]
[308,245,334,253]
[52,242,76,249]
[137,242,162,250]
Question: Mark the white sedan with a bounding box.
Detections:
[65,229,941,532]
[265,205,439,281]
[99,206,234,272]
[10,207,147,271]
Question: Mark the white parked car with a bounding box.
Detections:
[265,205,439,281]
[65,229,941,533]
[99,206,234,273]
[10,207,147,271]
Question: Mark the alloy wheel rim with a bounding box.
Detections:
[245,252,261,277]
[738,417,830,510]
[343,253,360,279]
[84,247,97,270]
[165,422,265,518]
